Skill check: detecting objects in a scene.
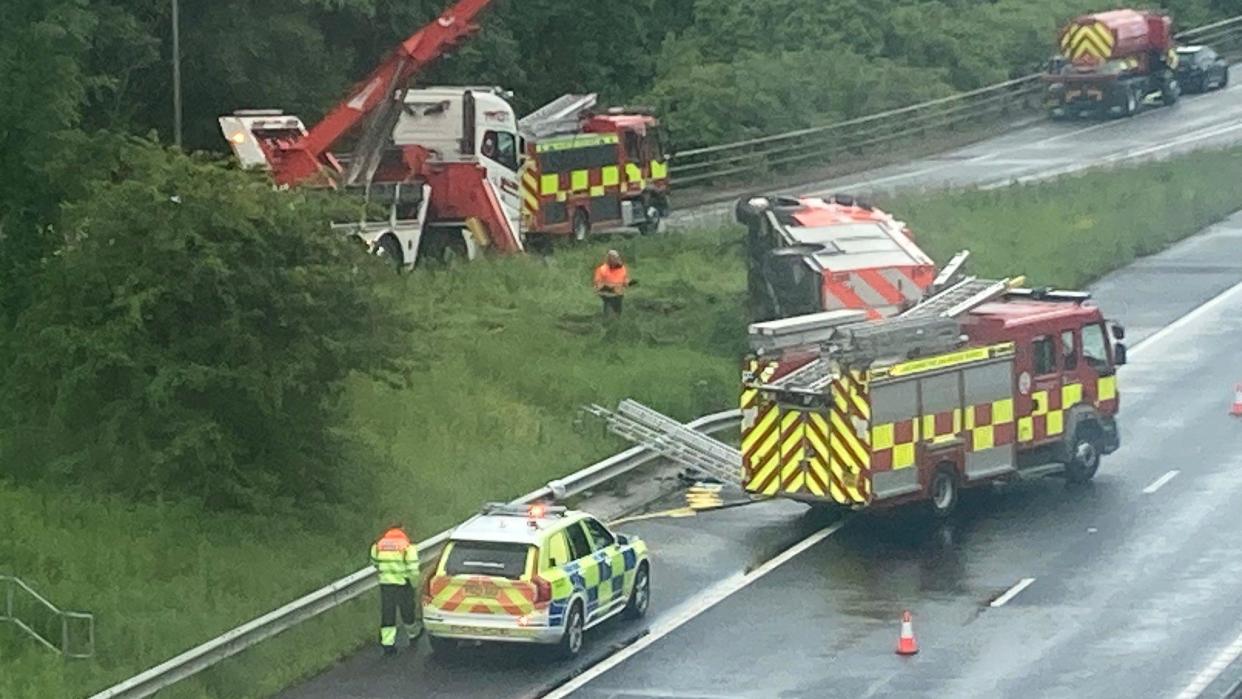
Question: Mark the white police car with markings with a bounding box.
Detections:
[422,503,651,658]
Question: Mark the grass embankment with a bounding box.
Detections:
[5,146,1242,698]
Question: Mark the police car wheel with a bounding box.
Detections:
[557,603,585,659]
[428,635,457,658]
[623,563,650,620]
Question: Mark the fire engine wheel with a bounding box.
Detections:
[572,210,590,242]
[1223,68,1231,88]
[557,602,585,659]
[623,563,650,620]
[1066,428,1102,484]
[1124,88,1138,117]
[1161,80,1180,107]
[929,465,959,519]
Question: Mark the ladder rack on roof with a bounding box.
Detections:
[901,276,1014,320]
[582,400,741,485]
[519,93,598,138]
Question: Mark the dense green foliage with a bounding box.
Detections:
[0,139,408,509]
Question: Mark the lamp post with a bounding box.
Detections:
[172,0,182,148]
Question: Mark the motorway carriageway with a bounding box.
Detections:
[671,75,1242,230]
[279,99,1242,699]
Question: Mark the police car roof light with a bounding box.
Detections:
[481,501,566,518]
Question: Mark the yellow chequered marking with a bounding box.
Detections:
[1098,376,1117,402]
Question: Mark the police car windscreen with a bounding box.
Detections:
[445,541,531,580]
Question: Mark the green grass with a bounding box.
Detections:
[6,146,1242,698]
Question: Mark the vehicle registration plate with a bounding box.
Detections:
[449,625,514,637]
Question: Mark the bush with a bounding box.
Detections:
[0,141,408,511]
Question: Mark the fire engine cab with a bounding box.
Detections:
[740,276,1127,517]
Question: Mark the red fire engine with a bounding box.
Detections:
[741,276,1127,517]
[736,195,940,323]
[519,94,670,240]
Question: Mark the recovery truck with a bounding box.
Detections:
[1044,9,1181,119]
[220,0,668,269]
[735,194,943,323]
[737,277,1127,516]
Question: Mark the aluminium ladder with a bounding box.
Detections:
[583,399,742,485]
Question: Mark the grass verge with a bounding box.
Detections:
[4,145,1242,698]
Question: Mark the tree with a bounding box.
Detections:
[0,139,410,510]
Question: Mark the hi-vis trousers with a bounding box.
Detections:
[379,583,420,647]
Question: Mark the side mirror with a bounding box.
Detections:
[614,534,630,546]
[1111,323,1126,340]
[1114,342,1128,367]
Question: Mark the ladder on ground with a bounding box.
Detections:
[583,400,741,485]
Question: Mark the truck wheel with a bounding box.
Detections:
[557,602,585,659]
[1222,68,1230,89]
[1123,88,1138,117]
[374,234,404,270]
[1065,428,1101,484]
[419,230,467,267]
[929,465,959,519]
[623,563,651,620]
[572,210,590,242]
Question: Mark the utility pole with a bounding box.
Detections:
[172,0,183,148]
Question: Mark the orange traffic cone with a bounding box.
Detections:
[896,611,919,655]
[1232,384,1242,417]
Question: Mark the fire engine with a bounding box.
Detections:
[736,194,944,323]
[519,94,670,241]
[220,0,668,269]
[739,276,1127,517]
[1044,9,1181,119]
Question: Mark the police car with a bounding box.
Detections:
[422,502,651,658]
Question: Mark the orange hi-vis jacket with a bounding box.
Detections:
[594,264,630,296]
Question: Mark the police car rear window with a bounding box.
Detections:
[444,541,530,580]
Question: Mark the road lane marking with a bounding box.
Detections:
[989,578,1036,608]
[1142,470,1180,494]
[542,519,848,699]
[1129,278,1242,357]
[1175,629,1242,699]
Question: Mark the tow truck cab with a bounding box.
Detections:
[961,290,1127,465]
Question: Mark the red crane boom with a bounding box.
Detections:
[273,0,495,186]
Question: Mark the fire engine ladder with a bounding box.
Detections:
[899,275,1016,320]
[583,399,742,486]
[519,93,598,138]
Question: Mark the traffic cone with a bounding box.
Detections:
[1232,384,1242,417]
[896,611,919,655]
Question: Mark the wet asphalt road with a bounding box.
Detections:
[671,78,1242,230]
[563,217,1242,699]
[278,93,1242,698]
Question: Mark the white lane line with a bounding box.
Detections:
[542,520,848,699]
[989,577,1036,608]
[1175,629,1242,699]
[1129,278,1242,357]
[1142,470,1181,494]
